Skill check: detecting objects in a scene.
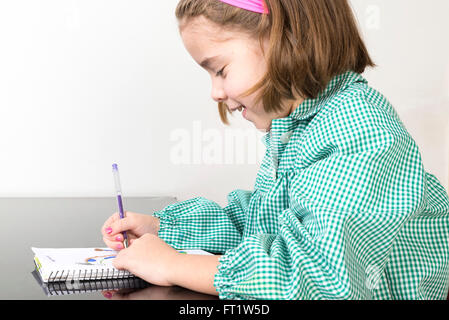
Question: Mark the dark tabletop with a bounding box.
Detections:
[0,197,218,300]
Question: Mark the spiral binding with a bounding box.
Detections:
[47,268,133,282]
[50,277,148,296]
[37,275,149,296]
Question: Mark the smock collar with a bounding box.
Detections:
[262,71,367,146]
[261,71,368,176]
[289,71,367,121]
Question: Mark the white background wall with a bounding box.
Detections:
[0,0,448,208]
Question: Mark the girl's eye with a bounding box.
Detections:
[216,67,225,77]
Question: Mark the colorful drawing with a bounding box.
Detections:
[84,255,116,265]
[75,249,117,266]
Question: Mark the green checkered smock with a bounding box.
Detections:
[153,71,449,300]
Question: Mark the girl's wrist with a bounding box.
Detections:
[166,250,184,286]
[150,215,160,235]
[167,253,221,296]
[155,217,160,234]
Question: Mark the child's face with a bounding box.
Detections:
[180,17,299,132]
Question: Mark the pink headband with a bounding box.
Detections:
[218,0,269,14]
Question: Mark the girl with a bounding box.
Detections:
[101,0,449,299]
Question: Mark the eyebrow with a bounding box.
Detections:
[200,56,220,70]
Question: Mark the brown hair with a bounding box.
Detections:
[176,0,375,124]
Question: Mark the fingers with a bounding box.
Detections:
[102,213,133,241]
[101,212,130,250]
[103,233,136,251]
[101,212,121,236]
[102,212,136,236]
[102,212,140,250]
[112,251,125,270]
[103,235,126,251]
[110,217,133,235]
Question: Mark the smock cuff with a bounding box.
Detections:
[213,247,240,300]
[152,197,243,253]
[214,245,260,300]
[152,199,198,248]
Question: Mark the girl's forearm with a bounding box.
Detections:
[168,253,222,296]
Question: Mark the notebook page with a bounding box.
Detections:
[32,247,128,282]
[32,247,119,269]
[32,247,212,268]
[32,247,213,282]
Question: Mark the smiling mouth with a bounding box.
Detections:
[230,105,246,113]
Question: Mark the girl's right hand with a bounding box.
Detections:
[101,211,160,250]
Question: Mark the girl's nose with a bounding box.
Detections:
[211,83,227,103]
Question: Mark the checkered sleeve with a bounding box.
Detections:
[153,189,252,254]
[213,93,449,299]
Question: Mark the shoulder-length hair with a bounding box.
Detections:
[175,0,375,124]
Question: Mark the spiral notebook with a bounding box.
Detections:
[31,269,150,296]
[32,247,212,283]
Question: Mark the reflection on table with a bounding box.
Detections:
[32,269,218,300]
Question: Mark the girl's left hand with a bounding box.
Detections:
[112,233,179,287]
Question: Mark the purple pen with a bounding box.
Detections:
[112,164,128,248]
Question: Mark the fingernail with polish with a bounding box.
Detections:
[115,235,122,241]
[116,243,123,249]
[104,291,112,299]
[106,227,112,234]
